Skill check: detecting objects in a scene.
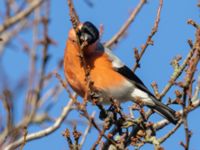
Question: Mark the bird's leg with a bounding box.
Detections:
[90,94,116,130]
[99,99,119,121]
[90,91,109,120]
[121,118,139,129]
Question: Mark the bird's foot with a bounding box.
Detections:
[121,118,139,128]
[99,108,108,120]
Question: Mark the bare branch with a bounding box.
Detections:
[154,99,200,130]
[104,0,147,48]
[158,120,182,144]
[132,0,163,72]
[0,20,27,55]
[191,73,200,102]
[67,0,80,28]
[0,0,46,34]
[159,42,197,99]
[4,98,74,150]
[187,19,199,29]
[80,111,96,148]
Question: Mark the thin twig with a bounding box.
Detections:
[159,43,197,99]
[104,0,147,48]
[79,111,96,148]
[28,5,41,90]
[158,120,182,144]
[182,116,191,150]
[159,21,200,99]
[2,90,13,132]
[132,0,163,72]
[22,0,52,127]
[19,127,28,150]
[0,0,46,34]
[0,20,27,55]
[191,73,200,102]
[153,99,200,130]
[68,0,80,26]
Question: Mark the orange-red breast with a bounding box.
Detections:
[64,21,178,124]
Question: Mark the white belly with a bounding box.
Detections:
[100,80,133,104]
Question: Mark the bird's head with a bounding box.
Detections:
[68,21,99,45]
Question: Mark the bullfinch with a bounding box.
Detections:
[64,21,178,124]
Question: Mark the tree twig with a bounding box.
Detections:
[158,120,182,144]
[159,20,200,99]
[104,0,147,48]
[0,0,46,34]
[79,111,96,148]
[153,99,200,130]
[132,0,163,72]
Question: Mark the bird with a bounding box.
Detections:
[63,21,178,124]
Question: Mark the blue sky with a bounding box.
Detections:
[1,0,200,149]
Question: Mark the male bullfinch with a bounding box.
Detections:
[64,21,178,124]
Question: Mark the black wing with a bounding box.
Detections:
[116,65,156,98]
[104,47,156,98]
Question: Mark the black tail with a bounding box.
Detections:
[149,97,178,124]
